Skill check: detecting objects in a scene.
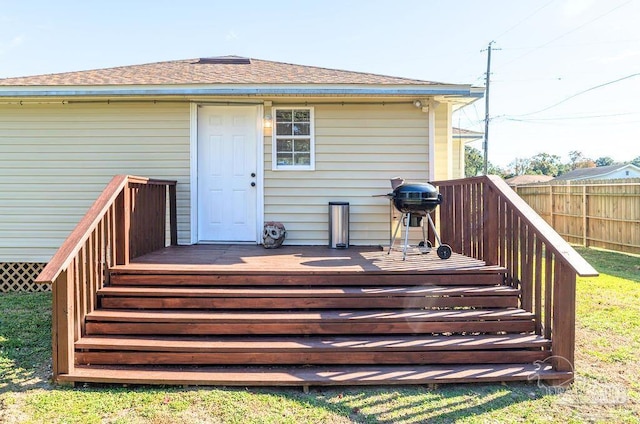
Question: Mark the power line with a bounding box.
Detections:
[493,0,555,40]
[499,37,640,51]
[510,72,640,117]
[497,0,633,69]
[507,111,640,122]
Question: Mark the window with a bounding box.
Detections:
[272,107,315,170]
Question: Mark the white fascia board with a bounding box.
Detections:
[0,83,484,99]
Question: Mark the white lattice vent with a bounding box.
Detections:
[0,263,50,292]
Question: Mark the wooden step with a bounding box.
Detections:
[84,308,535,336]
[108,268,507,287]
[75,334,551,366]
[98,285,520,309]
[58,363,573,386]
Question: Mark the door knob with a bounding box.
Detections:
[251,173,256,178]
[251,182,256,187]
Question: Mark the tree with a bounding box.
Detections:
[595,156,615,167]
[464,146,484,177]
[464,146,506,177]
[508,157,532,176]
[529,152,564,176]
[568,150,595,169]
[632,156,640,167]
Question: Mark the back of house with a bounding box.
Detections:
[0,55,483,282]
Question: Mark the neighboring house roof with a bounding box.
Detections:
[505,175,554,186]
[0,55,484,100]
[553,164,640,181]
[453,127,483,143]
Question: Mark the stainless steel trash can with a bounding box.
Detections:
[328,202,349,248]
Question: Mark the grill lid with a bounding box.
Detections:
[392,182,442,214]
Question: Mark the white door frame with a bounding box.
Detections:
[189,103,264,244]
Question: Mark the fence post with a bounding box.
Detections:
[548,185,553,228]
[582,185,588,247]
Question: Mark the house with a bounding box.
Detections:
[505,174,554,186]
[452,127,483,174]
[0,55,482,268]
[552,164,640,182]
[0,56,596,387]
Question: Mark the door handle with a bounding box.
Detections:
[251,173,256,178]
[251,182,256,187]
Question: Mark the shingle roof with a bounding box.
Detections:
[453,127,484,139]
[0,56,445,86]
[553,164,640,181]
[505,175,554,186]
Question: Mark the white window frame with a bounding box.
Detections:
[271,106,315,171]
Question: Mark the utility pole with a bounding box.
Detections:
[483,41,495,175]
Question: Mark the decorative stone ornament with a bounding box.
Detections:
[263,221,286,248]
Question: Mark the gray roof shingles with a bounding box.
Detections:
[0,56,445,87]
[553,164,635,181]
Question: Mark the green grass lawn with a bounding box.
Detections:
[1,247,638,423]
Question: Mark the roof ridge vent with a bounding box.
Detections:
[197,56,251,65]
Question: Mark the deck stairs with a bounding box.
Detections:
[61,266,570,386]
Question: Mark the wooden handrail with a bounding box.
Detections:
[434,176,597,277]
[36,175,128,284]
[34,174,177,382]
[36,175,177,284]
[432,175,598,382]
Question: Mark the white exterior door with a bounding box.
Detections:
[197,106,258,242]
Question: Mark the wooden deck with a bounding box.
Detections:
[52,243,564,387]
[37,176,595,387]
[118,244,489,273]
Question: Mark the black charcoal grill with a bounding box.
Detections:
[387,182,452,260]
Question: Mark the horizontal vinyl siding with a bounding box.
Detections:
[0,103,191,262]
[433,103,452,180]
[453,138,464,179]
[264,103,429,245]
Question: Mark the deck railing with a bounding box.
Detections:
[433,176,598,379]
[35,175,177,381]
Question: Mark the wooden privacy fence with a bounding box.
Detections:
[35,175,177,380]
[514,182,640,255]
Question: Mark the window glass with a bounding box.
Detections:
[273,107,314,170]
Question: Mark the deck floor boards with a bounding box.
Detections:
[114,245,489,274]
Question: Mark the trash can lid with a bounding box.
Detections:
[329,201,349,205]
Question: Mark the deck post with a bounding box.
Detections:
[169,184,178,246]
[115,185,131,265]
[482,181,499,265]
[52,269,75,382]
[551,261,576,384]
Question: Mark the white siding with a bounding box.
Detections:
[0,102,191,262]
[264,103,430,246]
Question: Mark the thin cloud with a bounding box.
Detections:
[0,34,25,54]
[597,49,640,64]
[563,0,597,17]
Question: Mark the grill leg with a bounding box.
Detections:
[402,213,411,261]
[426,213,442,246]
[388,212,405,255]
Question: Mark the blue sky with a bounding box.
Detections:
[1,0,639,167]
